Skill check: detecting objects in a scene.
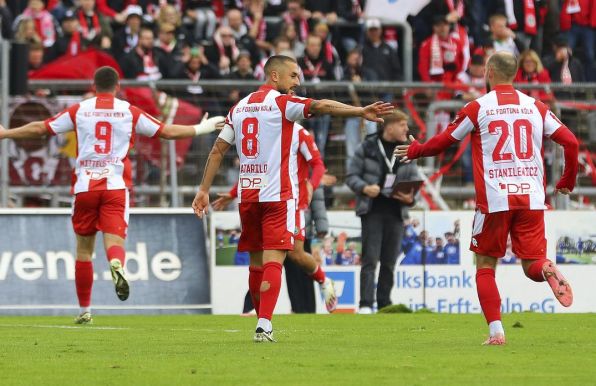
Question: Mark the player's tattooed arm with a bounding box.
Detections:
[310,100,393,122]
[0,121,48,140]
[199,138,231,192]
[193,138,231,218]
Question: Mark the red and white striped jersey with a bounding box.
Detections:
[440,84,565,213]
[296,125,324,209]
[44,93,164,194]
[219,85,313,203]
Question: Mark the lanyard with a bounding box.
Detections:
[377,139,397,171]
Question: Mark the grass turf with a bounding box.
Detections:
[1,313,595,385]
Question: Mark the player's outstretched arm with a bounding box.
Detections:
[192,138,231,218]
[395,130,459,162]
[310,100,394,122]
[159,114,225,139]
[0,121,48,140]
[550,126,580,195]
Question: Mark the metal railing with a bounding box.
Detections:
[1,77,596,209]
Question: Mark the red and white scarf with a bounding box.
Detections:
[68,30,81,56]
[78,10,101,41]
[23,8,56,47]
[244,15,267,41]
[430,34,458,76]
[504,0,537,35]
[214,32,240,63]
[136,48,162,81]
[283,13,309,41]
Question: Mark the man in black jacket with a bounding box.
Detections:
[346,109,419,313]
[361,18,402,81]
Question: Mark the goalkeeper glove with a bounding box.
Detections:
[193,113,225,136]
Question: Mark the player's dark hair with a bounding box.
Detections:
[263,55,297,77]
[94,66,120,92]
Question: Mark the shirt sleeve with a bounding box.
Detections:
[218,123,235,144]
[44,104,78,135]
[218,106,237,144]
[277,95,313,122]
[444,103,476,140]
[131,106,164,138]
[544,110,565,137]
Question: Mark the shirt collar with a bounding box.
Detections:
[493,84,515,93]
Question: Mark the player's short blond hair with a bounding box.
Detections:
[486,51,518,81]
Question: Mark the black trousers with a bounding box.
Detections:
[360,211,404,309]
[284,238,316,313]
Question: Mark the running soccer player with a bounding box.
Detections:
[192,55,393,342]
[395,51,579,345]
[213,123,338,312]
[0,66,224,324]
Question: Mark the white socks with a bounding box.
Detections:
[81,307,91,314]
[257,318,272,332]
[489,320,505,336]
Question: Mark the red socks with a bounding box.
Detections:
[75,260,94,307]
[259,262,283,320]
[310,265,326,284]
[248,266,264,313]
[107,245,126,266]
[526,259,549,282]
[476,268,501,324]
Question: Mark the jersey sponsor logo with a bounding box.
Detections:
[84,166,114,180]
[498,182,535,195]
[239,174,268,189]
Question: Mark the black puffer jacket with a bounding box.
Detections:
[346,135,419,217]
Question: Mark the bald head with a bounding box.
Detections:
[486,51,518,81]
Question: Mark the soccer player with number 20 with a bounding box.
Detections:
[395,52,579,345]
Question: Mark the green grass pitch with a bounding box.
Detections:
[1,313,596,385]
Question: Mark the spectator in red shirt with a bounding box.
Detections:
[418,15,464,86]
[514,49,554,104]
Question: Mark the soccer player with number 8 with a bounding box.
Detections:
[192,55,394,342]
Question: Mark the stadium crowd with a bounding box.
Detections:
[1,0,594,87]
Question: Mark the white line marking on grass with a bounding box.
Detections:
[0,324,129,331]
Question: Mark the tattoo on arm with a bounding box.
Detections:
[200,139,231,189]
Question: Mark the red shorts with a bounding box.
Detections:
[470,209,546,259]
[238,200,296,252]
[295,209,305,242]
[72,189,129,238]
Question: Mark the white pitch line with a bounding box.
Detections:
[0,324,243,333]
[0,323,129,331]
